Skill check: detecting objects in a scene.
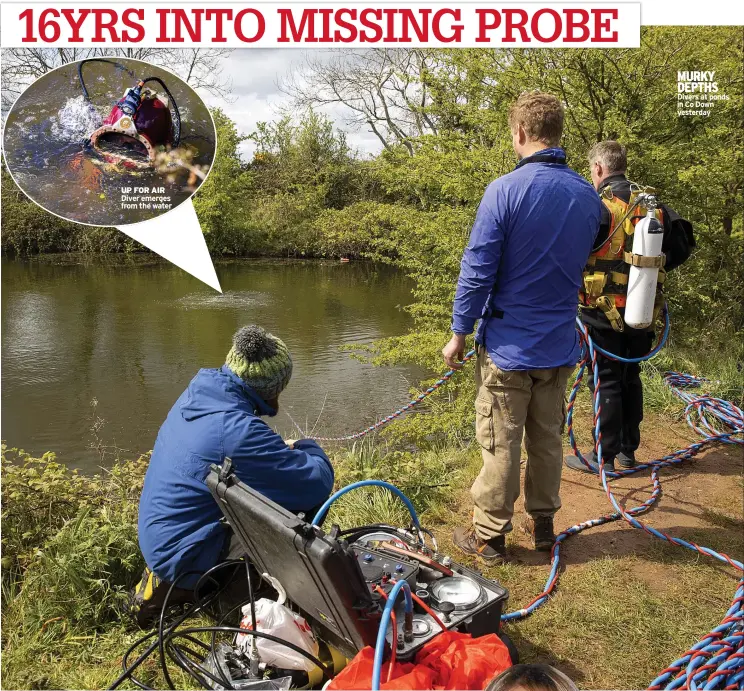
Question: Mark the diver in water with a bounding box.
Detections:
[75,59,181,170]
[132,325,334,627]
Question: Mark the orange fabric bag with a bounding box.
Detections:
[328,631,512,690]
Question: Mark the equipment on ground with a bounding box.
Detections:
[77,58,181,169]
[294,307,742,689]
[206,464,510,670]
[110,308,742,690]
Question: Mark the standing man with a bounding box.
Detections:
[565,141,695,473]
[442,92,601,563]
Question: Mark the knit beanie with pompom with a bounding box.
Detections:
[225,325,293,402]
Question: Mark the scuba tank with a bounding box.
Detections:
[624,202,665,329]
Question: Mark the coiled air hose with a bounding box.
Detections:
[308,307,743,690]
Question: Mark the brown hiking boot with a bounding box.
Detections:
[452,526,506,564]
[522,516,556,552]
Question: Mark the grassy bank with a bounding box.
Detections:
[2,358,742,690]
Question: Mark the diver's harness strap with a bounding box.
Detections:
[623,251,666,269]
[594,295,625,333]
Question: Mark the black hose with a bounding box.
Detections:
[142,77,181,147]
[77,60,182,148]
[158,561,243,689]
[157,578,190,690]
[166,641,216,688]
[111,558,334,690]
[109,563,238,690]
[174,627,334,681]
[339,523,401,537]
[78,58,136,101]
[117,629,159,691]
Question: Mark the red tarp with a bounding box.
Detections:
[328,630,512,690]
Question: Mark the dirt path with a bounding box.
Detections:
[426,413,742,687]
[554,417,742,569]
[432,411,743,611]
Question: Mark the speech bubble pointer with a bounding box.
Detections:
[117,200,222,293]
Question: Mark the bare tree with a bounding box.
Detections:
[156,48,235,100]
[1,47,234,110]
[281,49,440,154]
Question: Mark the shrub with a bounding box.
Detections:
[1,448,148,634]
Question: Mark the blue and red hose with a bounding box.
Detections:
[308,306,743,689]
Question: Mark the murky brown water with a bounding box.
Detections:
[1,256,423,472]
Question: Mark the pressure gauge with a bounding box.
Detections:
[430,576,485,611]
[356,532,409,550]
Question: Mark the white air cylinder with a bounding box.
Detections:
[624,210,664,329]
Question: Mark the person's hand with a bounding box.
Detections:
[442,334,467,370]
[285,439,298,449]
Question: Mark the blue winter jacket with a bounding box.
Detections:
[451,148,601,370]
[138,365,334,587]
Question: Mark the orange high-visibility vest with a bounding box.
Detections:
[581,186,665,310]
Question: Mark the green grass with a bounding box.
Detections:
[640,339,744,414]
[500,557,737,690]
[1,380,741,690]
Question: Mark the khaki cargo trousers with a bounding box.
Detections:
[471,346,573,540]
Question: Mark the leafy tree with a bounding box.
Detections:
[192,108,253,254]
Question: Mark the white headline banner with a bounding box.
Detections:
[0,2,641,48]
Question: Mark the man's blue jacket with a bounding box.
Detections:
[138,365,334,588]
[452,148,601,370]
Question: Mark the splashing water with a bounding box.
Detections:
[174,291,271,310]
[51,96,102,142]
[4,59,214,225]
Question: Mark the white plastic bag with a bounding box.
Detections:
[237,598,320,672]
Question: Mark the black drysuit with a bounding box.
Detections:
[581,174,696,462]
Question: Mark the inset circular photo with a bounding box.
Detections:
[3,58,216,226]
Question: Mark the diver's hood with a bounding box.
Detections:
[89,90,173,170]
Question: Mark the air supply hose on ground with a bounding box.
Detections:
[300,307,743,690]
[109,560,334,690]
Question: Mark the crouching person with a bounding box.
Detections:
[131,325,334,627]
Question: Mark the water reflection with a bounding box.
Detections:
[1,256,422,471]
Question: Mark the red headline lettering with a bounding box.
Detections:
[16,6,621,45]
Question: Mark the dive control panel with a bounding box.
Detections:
[352,545,420,586]
[206,466,510,663]
[348,531,508,660]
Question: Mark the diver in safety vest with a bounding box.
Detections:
[565,141,695,473]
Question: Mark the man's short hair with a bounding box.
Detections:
[507,92,564,146]
[588,141,627,174]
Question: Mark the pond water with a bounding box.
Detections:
[3,58,214,225]
[1,257,424,472]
